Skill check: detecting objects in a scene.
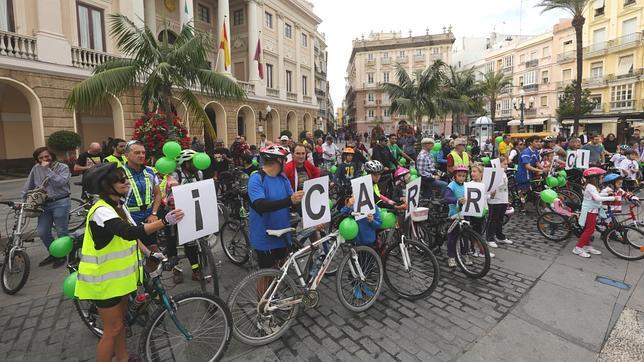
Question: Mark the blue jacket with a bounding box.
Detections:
[443,181,465,217]
[340,205,382,246]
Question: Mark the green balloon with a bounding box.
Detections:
[155,157,177,175]
[162,141,182,159]
[361,170,367,176]
[339,217,359,240]
[410,174,418,181]
[63,272,78,299]
[558,170,567,178]
[410,167,418,176]
[495,136,503,144]
[330,165,338,174]
[380,210,396,229]
[483,208,488,217]
[49,235,73,258]
[481,157,491,166]
[540,189,558,204]
[251,158,259,166]
[466,145,473,152]
[399,158,407,166]
[192,152,211,170]
[432,143,442,152]
[546,176,559,188]
[558,176,567,187]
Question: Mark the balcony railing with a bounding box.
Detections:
[584,41,608,57]
[414,55,425,63]
[237,81,255,95]
[500,109,512,116]
[266,88,280,98]
[610,32,643,50]
[71,46,116,69]
[557,50,576,64]
[363,82,380,89]
[396,56,408,63]
[286,92,297,102]
[613,68,644,81]
[431,53,441,61]
[583,76,605,87]
[366,59,376,67]
[0,31,37,60]
[502,66,513,74]
[522,84,538,92]
[381,57,391,65]
[303,95,312,104]
[525,59,538,68]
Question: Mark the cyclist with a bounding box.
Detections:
[416,137,447,199]
[284,143,321,192]
[336,147,361,185]
[574,167,615,258]
[442,165,470,268]
[103,138,127,167]
[363,160,406,211]
[515,136,544,200]
[76,163,183,362]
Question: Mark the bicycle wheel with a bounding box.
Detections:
[536,212,572,242]
[68,198,88,232]
[140,291,232,362]
[336,246,383,312]
[603,226,644,261]
[228,268,299,346]
[73,299,103,338]
[1,249,30,295]
[198,238,220,296]
[558,189,582,209]
[382,239,440,300]
[455,229,490,279]
[219,221,250,266]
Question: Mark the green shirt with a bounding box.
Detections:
[388,143,403,161]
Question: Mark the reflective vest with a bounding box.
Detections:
[75,199,142,300]
[123,166,153,212]
[450,151,470,167]
[104,155,127,167]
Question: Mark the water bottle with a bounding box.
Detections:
[128,292,148,316]
[308,254,325,280]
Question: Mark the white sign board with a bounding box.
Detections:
[172,179,219,245]
[482,167,504,193]
[462,182,487,217]
[405,177,422,218]
[491,158,501,168]
[301,176,331,228]
[351,175,375,220]
[565,150,577,170]
[575,149,590,169]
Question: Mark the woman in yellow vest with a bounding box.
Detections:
[76,163,184,362]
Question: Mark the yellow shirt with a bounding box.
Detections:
[499,141,512,156]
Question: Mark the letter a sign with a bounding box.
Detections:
[302,176,331,228]
[351,175,375,220]
[172,179,219,245]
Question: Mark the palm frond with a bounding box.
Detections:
[177,88,216,139]
[109,14,159,63]
[195,69,246,99]
[66,65,138,110]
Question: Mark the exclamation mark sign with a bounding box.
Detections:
[192,189,203,231]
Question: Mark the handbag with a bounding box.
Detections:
[24,176,50,218]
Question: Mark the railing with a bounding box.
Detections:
[611,32,642,49]
[431,53,441,60]
[366,59,376,67]
[523,84,538,92]
[557,50,575,63]
[583,76,605,86]
[502,66,513,74]
[363,82,380,88]
[237,81,255,95]
[614,68,643,80]
[0,31,37,60]
[500,109,512,116]
[584,41,608,56]
[315,88,325,96]
[396,56,408,63]
[365,99,376,106]
[286,92,297,101]
[71,46,116,69]
[414,55,425,63]
[381,57,391,65]
[303,95,312,104]
[525,59,538,68]
[266,88,280,98]
[592,103,606,113]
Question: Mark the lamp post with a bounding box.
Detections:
[258,105,272,133]
[512,89,534,133]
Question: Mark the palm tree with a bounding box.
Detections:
[478,71,512,123]
[537,0,591,135]
[444,65,483,134]
[66,15,245,140]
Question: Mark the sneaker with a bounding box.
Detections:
[172,267,184,284]
[38,255,56,267]
[473,250,495,258]
[447,258,457,268]
[352,285,364,299]
[462,255,473,266]
[572,247,591,258]
[361,284,375,298]
[487,241,498,248]
[496,238,514,245]
[489,252,495,258]
[583,245,602,255]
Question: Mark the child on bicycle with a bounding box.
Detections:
[601,173,638,214]
[443,165,471,268]
[340,196,382,247]
[336,147,361,184]
[610,145,629,169]
[574,167,616,258]
[364,160,407,212]
[467,164,498,258]
[619,150,640,188]
[539,149,556,175]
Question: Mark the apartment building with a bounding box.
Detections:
[0,0,325,163]
[574,0,644,139]
[344,30,455,135]
[314,31,333,132]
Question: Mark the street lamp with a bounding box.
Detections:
[512,89,535,133]
[258,105,272,132]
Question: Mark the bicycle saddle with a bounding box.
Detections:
[267,228,295,237]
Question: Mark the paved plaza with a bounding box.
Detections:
[1,178,643,361]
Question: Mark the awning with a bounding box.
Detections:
[561,118,618,125]
[507,118,548,126]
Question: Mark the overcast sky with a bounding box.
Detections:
[311,0,569,112]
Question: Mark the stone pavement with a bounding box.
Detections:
[0,179,643,361]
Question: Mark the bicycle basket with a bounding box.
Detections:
[411,207,429,222]
[24,188,47,217]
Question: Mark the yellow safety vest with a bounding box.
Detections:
[123,166,153,212]
[450,151,470,167]
[75,199,142,300]
[104,155,127,167]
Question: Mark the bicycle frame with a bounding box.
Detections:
[5,204,27,271]
[146,264,193,340]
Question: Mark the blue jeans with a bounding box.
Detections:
[37,197,71,249]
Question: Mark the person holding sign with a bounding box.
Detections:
[574,168,615,258]
[77,163,183,362]
[442,165,471,268]
[284,143,320,192]
[486,156,513,248]
[340,197,382,246]
[364,160,406,211]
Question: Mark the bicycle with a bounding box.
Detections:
[0,201,32,295]
[68,182,95,232]
[227,212,384,346]
[66,232,233,361]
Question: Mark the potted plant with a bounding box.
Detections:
[47,130,81,170]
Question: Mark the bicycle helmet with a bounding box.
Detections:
[364,160,384,174]
[260,145,289,160]
[619,144,631,151]
[176,149,197,165]
[452,165,469,174]
[540,148,554,156]
[342,147,355,154]
[603,173,622,184]
[394,167,410,178]
[544,136,555,142]
[583,167,606,177]
[82,163,121,195]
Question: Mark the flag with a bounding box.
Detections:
[254,38,264,80]
[219,23,231,70]
[181,0,193,27]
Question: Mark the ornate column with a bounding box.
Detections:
[216,0,232,75]
[143,0,156,34]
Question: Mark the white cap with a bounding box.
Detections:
[280,135,289,141]
[421,137,435,144]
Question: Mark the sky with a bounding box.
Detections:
[311,0,570,113]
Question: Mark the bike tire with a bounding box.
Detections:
[198,238,220,297]
[228,268,300,346]
[455,228,490,279]
[1,249,30,295]
[382,239,440,300]
[219,221,250,266]
[536,212,572,242]
[335,246,383,312]
[603,226,644,261]
[140,291,232,361]
[73,299,103,338]
[68,198,89,232]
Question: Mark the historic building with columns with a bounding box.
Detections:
[0,0,327,164]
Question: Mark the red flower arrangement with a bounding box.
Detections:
[132,112,191,161]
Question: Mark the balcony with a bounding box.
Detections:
[70,46,116,69]
[557,50,576,64]
[525,59,538,68]
[584,41,608,58]
[396,56,408,63]
[0,31,37,60]
[363,82,379,89]
[592,102,607,114]
[266,88,280,98]
[414,55,425,63]
[364,99,376,106]
[303,95,312,104]
[522,84,538,92]
[237,81,255,96]
[609,32,643,51]
[610,99,637,111]
[366,59,376,67]
[613,68,644,81]
[286,92,298,102]
[556,80,574,90]
[315,88,325,97]
[582,76,606,88]
[381,57,391,65]
[431,53,441,61]
[502,66,513,74]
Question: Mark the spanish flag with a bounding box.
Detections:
[219,22,231,70]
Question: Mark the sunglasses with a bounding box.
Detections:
[116,177,128,184]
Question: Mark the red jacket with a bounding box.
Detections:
[284,160,320,190]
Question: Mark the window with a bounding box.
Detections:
[592,28,606,51]
[265,12,273,29]
[624,0,636,7]
[77,3,105,51]
[503,55,513,68]
[590,94,602,111]
[519,76,524,86]
[284,23,292,39]
[384,109,390,117]
[590,62,603,79]
[501,99,511,110]
[367,93,374,102]
[542,70,549,84]
[367,53,374,60]
[519,54,525,64]
[266,64,273,88]
[302,33,308,47]
[415,49,423,56]
[383,72,389,83]
[524,70,537,85]
[617,55,634,75]
[562,69,572,81]
[496,102,501,111]
[197,4,210,23]
[432,47,440,54]
[286,70,292,92]
[622,18,637,35]
[367,73,374,84]
[302,76,308,95]
[530,51,537,60]
[540,96,548,107]
[0,0,14,32]
[399,50,405,57]
[611,84,634,108]
[484,62,494,73]
[368,109,375,118]
[594,0,605,16]
[382,52,389,58]
[233,9,244,25]
[542,46,550,57]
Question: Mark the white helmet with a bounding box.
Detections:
[364,160,384,174]
[176,149,197,165]
[260,145,289,160]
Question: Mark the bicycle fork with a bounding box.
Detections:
[347,248,367,281]
[398,236,411,271]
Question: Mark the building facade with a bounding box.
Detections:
[344,30,455,135]
[0,0,327,163]
[314,30,333,132]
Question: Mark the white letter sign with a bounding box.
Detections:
[575,150,590,169]
[351,175,375,220]
[172,179,219,245]
[491,158,501,168]
[565,150,577,170]
[462,182,486,217]
[405,176,422,218]
[302,176,331,229]
[482,167,504,193]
